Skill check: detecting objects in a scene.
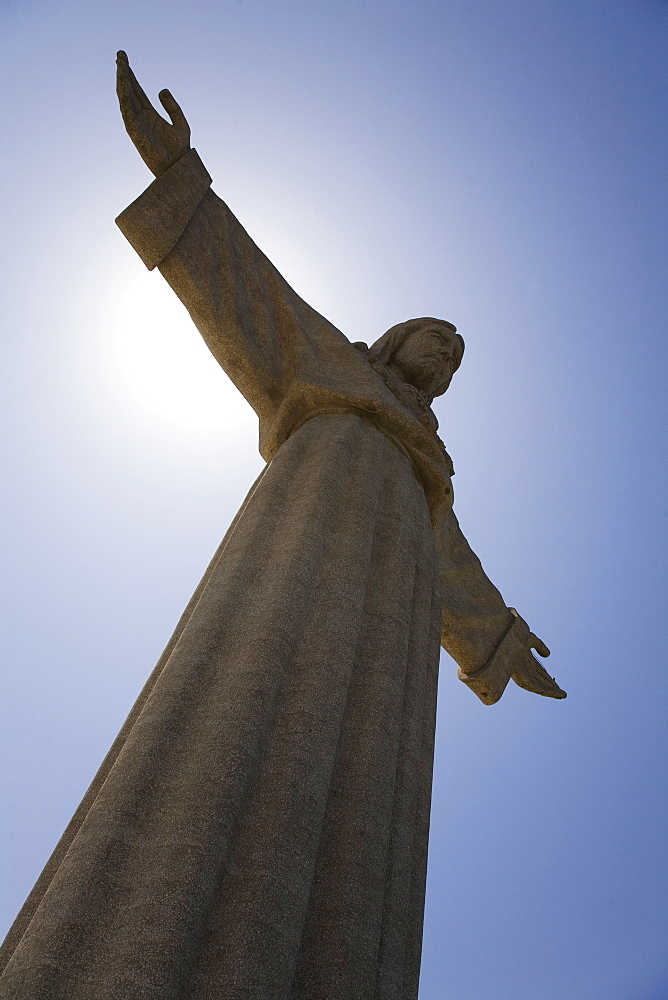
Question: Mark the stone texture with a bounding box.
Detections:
[0,54,565,1000]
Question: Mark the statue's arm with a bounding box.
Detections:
[115,52,346,421]
[437,505,566,705]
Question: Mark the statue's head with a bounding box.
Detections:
[370,318,464,401]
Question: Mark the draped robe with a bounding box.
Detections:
[0,150,533,1000]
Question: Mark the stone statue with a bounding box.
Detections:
[0,52,565,1000]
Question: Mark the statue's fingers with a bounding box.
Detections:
[116,51,141,117]
[529,632,550,658]
[159,90,189,134]
[121,54,155,112]
[512,655,566,699]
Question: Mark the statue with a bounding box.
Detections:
[0,52,565,1000]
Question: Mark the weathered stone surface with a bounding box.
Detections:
[0,52,564,1000]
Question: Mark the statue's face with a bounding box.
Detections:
[389,325,460,399]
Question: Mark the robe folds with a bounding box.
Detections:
[0,150,527,1000]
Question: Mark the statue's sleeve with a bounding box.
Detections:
[116,149,345,421]
[437,505,535,704]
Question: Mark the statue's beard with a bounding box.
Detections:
[398,355,449,399]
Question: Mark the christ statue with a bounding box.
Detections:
[0,52,565,1000]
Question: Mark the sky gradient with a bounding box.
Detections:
[1,2,667,998]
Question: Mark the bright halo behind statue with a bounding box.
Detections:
[112,270,253,436]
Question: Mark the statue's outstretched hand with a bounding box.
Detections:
[116,51,191,176]
[510,617,567,699]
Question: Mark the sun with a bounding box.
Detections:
[111,269,254,438]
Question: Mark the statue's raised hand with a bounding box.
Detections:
[116,51,190,176]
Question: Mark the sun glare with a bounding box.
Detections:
[112,271,254,437]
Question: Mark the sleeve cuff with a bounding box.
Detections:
[115,148,212,270]
[457,609,529,705]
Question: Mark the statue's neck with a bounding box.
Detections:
[367,353,439,434]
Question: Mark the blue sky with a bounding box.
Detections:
[1,1,666,997]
